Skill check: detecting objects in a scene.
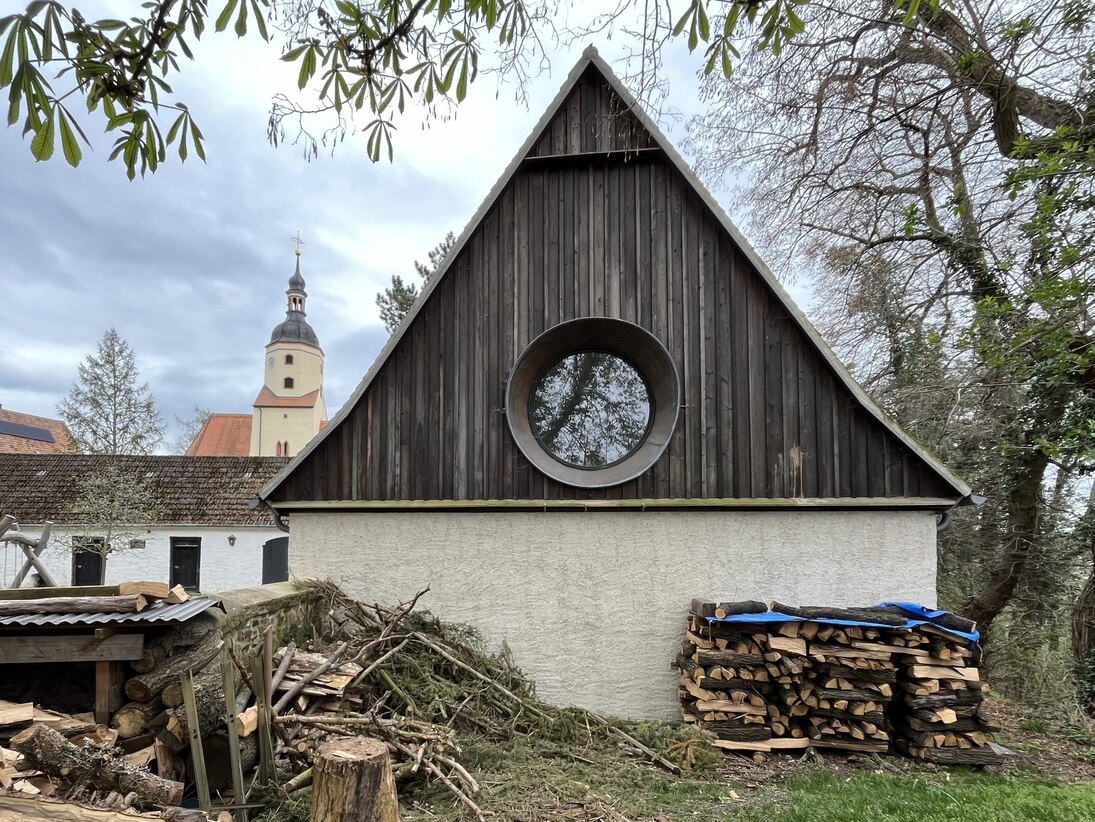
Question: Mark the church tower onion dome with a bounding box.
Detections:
[270,253,319,346]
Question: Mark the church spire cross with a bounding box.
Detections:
[292,232,305,257]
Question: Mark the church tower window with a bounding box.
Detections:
[285,354,294,365]
[284,377,294,389]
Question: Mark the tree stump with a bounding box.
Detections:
[310,737,399,822]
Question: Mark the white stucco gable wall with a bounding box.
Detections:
[289,509,938,720]
[0,525,282,593]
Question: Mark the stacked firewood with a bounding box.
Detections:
[891,625,1001,764]
[678,600,811,757]
[680,600,998,763]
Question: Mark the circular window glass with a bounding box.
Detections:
[528,351,653,469]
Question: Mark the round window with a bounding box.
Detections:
[507,318,679,488]
[529,351,652,468]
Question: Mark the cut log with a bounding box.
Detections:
[904,743,1001,765]
[690,599,767,619]
[0,596,143,617]
[162,667,224,708]
[129,614,220,675]
[11,723,182,807]
[310,737,399,822]
[125,629,224,702]
[109,699,165,740]
[769,602,906,626]
[694,649,765,668]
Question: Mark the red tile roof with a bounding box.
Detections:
[252,387,322,408]
[0,408,78,455]
[185,414,252,457]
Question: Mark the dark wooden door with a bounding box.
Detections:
[262,536,289,584]
[72,548,104,586]
[170,537,201,590]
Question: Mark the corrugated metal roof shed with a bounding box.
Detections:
[0,596,219,628]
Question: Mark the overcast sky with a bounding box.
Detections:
[0,6,812,449]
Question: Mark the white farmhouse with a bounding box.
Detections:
[0,455,288,591]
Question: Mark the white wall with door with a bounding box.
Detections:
[0,524,288,593]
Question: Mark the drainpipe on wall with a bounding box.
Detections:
[938,493,987,532]
[249,497,289,533]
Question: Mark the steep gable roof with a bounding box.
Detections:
[260,47,970,508]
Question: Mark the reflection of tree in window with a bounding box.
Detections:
[529,351,651,467]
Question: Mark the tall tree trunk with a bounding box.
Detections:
[1071,486,1095,710]
[960,448,1049,632]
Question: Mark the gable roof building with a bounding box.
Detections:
[258,49,972,719]
[0,407,78,455]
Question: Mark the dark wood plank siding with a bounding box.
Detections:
[272,67,956,505]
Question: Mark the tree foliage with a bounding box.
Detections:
[0,0,554,178]
[686,1,1095,655]
[58,328,165,454]
[0,0,937,177]
[168,404,211,454]
[377,230,455,332]
[68,463,162,584]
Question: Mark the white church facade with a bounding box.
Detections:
[187,250,328,457]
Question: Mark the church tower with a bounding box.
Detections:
[249,250,328,457]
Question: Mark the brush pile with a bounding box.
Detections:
[269,581,690,819]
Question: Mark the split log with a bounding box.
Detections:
[11,724,182,807]
[125,629,224,702]
[310,737,399,822]
[117,582,171,599]
[109,699,165,739]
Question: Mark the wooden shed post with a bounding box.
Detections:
[94,660,125,724]
[309,737,399,822]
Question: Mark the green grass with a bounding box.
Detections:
[395,735,1095,822]
[400,734,737,821]
[733,770,1095,822]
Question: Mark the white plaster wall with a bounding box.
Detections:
[0,525,281,593]
[290,510,938,721]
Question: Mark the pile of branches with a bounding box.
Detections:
[270,581,711,819]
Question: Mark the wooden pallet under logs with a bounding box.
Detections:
[679,600,1002,765]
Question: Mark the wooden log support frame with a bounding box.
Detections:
[0,632,144,725]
